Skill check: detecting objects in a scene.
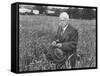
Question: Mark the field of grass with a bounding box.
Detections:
[19,15,96,72]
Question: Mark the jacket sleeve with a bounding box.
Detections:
[59,30,78,51]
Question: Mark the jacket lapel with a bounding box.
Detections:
[61,24,71,41]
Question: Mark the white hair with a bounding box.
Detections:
[59,12,69,19]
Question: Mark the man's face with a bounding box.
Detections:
[59,17,68,28]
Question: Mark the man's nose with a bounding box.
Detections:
[59,21,64,24]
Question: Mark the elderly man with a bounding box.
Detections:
[51,12,78,69]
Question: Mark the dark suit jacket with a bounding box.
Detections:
[46,24,78,64]
[55,24,78,55]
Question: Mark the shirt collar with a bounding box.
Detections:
[63,24,69,32]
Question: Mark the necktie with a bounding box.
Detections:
[61,28,64,36]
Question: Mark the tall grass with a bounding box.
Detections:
[19,15,96,71]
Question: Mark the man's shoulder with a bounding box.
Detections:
[69,24,77,32]
[68,24,78,34]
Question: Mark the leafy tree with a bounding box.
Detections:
[81,8,95,19]
[35,5,47,14]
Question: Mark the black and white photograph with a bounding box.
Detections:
[11,2,97,73]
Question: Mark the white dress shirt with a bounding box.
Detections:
[62,24,69,34]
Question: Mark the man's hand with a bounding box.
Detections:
[51,41,56,46]
[56,43,62,48]
[52,41,62,48]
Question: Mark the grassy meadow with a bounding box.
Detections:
[19,15,96,72]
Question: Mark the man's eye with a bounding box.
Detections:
[60,20,64,21]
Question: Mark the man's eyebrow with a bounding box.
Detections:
[60,20,66,21]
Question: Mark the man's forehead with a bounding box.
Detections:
[59,16,69,21]
[59,17,66,21]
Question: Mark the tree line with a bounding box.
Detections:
[35,6,96,20]
[20,5,96,20]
